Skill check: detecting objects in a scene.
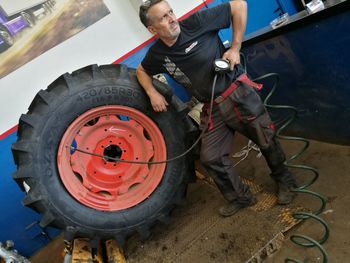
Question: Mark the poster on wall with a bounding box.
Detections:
[0,0,110,79]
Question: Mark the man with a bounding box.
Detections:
[137,0,296,217]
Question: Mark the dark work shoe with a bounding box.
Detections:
[277,183,296,205]
[219,197,257,217]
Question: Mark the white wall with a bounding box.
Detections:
[0,0,202,135]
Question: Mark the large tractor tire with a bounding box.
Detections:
[11,64,194,245]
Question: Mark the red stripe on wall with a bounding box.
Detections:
[0,125,18,140]
[113,36,157,64]
[1,0,214,140]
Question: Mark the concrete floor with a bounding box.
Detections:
[31,135,350,262]
[265,138,350,262]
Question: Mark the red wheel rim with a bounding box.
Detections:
[57,105,167,211]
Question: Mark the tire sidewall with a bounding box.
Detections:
[33,78,186,235]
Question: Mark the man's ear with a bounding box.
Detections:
[147,25,157,35]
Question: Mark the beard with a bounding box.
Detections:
[168,21,180,38]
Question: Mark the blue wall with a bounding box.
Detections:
[208,0,299,45]
[0,133,60,256]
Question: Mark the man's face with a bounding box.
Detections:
[147,1,180,41]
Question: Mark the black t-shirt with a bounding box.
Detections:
[141,3,244,102]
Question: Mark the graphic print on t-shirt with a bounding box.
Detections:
[163,56,192,89]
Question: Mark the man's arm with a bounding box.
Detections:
[136,64,169,112]
[222,0,247,70]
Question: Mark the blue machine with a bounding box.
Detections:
[241,0,350,145]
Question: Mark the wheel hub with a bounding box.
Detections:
[57,105,167,211]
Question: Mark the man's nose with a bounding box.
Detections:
[168,13,176,23]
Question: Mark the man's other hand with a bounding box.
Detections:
[149,90,169,112]
[222,48,240,70]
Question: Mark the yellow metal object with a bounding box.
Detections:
[71,238,103,263]
[105,240,126,263]
[251,192,277,211]
[278,207,304,232]
[241,177,263,194]
[67,238,125,263]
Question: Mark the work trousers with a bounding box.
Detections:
[200,83,296,204]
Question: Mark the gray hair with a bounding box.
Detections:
[139,0,165,27]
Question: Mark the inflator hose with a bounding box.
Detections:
[252,71,330,263]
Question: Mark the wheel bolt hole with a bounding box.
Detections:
[103,144,123,162]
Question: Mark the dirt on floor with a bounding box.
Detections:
[31,134,350,263]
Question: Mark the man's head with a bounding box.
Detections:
[139,0,180,45]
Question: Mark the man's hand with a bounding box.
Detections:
[149,90,169,112]
[222,48,240,71]
[136,64,168,112]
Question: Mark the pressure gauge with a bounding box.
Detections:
[213,59,230,73]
